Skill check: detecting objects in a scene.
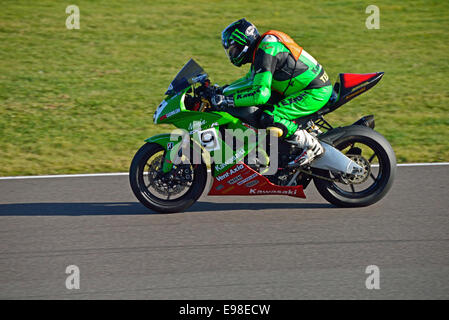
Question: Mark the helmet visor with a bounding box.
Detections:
[224,43,248,65]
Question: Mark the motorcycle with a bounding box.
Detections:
[129,59,396,213]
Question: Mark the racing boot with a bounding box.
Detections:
[287,129,324,167]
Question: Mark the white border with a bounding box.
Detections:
[0,162,448,180]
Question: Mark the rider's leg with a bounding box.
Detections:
[260,85,332,166]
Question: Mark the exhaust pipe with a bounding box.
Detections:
[311,142,363,175]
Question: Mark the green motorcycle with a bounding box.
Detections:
[129,59,396,213]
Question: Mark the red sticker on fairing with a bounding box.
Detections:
[208,163,306,198]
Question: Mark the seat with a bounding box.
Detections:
[222,106,262,128]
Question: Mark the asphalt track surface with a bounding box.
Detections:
[0,165,448,299]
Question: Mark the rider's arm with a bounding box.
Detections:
[231,40,279,107]
[228,69,252,87]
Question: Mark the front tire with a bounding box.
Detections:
[129,143,207,213]
[313,125,396,207]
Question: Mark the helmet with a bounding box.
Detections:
[221,18,260,67]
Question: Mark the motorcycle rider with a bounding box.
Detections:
[211,18,333,166]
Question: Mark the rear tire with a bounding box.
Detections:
[129,143,207,213]
[313,125,396,207]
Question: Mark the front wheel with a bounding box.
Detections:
[129,143,207,213]
[313,125,396,207]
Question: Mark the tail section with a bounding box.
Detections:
[319,72,384,115]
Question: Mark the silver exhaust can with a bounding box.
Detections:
[311,142,363,175]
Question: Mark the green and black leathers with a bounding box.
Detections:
[228,33,332,137]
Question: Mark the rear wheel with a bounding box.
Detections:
[129,143,207,213]
[313,125,396,207]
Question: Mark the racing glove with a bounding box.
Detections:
[211,94,234,110]
[213,84,229,95]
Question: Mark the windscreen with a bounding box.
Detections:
[165,59,207,95]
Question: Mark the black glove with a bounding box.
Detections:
[213,84,229,95]
[211,94,234,110]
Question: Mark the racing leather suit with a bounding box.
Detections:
[227,30,333,138]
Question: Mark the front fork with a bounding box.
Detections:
[151,133,208,174]
[144,133,187,174]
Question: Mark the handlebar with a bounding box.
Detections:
[187,78,227,112]
[195,79,218,101]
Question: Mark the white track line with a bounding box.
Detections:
[0,173,129,180]
[395,162,449,167]
[0,163,447,180]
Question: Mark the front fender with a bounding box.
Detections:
[144,133,184,173]
[144,133,208,173]
[145,133,182,147]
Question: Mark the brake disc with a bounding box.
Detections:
[147,156,192,197]
[344,155,371,184]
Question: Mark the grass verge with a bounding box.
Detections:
[1,0,448,175]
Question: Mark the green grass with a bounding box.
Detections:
[0,0,448,176]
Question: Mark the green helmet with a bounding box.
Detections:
[221,18,260,67]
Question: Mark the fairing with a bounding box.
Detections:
[208,163,306,198]
[165,59,207,96]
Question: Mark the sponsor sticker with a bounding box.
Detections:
[227,175,243,185]
[215,148,245,171]
[165,108,180,118]
[346,87,366,100]
[245,179,260,187]
[237,173,258,186]
[188,119,206,131]
[216,163,244,181]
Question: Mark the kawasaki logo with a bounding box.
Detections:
[236,90,258,99]
[249,189,297,195]
[215,148,245,171]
